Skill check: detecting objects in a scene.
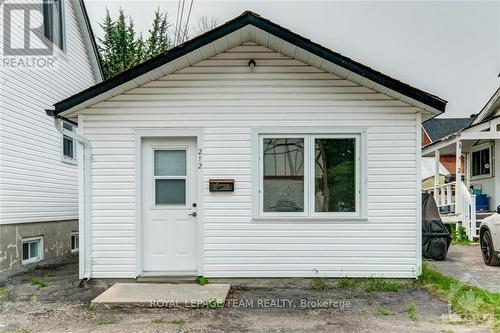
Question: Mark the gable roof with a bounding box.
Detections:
[470,87,500,126]
[422,117,473,142]
[72,0,104,82]
[47,11,446,117]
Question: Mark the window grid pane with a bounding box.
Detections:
[315,138,356,213]
[23,242,29,260]
[155,179,186,205]
[263,138,304,212]
[154,150,186,176]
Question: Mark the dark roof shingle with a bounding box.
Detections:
[423,118,473,142]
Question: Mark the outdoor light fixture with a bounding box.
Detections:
[248,59,256,69]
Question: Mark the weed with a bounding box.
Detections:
[365,278,402,292]
[196,276,208,286]
[377,307,394,316]
[200,298,224,309]
[152,318,185,324]
[451,226,469,244]
[30,278,48,288]
[312,276,331,291]
[336,277,360,291]
[408,303,417,321]
[105,303,122,311]
[98,319,117,325]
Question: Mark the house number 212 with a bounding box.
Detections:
[198,149,203,169]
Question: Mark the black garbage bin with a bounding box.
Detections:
[422,192,452,261]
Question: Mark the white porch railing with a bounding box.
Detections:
[423,181,477,241]
[456,182,477,241]
[423,181,456,209]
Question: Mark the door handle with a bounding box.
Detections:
[189,212,197,217]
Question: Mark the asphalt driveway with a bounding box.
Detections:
[429,243,500,293]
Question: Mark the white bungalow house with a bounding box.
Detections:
[0,0,103,276]
[46,11,446,279]
[423,87,500,241]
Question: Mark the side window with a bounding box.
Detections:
[43,0,64,50]
[62,122,76,161]
[22,237,44,264]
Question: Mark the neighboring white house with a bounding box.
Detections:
[0,0,103,275]
[47,11,447,279]
[423,87,500,241]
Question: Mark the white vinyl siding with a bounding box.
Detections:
[0,0,97,224]
[79,42,420,278]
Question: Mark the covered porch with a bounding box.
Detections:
[422,116,500,240]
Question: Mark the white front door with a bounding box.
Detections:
[142,137,198,274]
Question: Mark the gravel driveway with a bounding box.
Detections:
[430,244,500,293]
[0,261,489,333]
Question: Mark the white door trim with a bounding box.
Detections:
[134,129,203,277]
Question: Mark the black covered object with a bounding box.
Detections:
[422,193,452,261]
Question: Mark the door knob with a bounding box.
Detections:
[189,212,197,217]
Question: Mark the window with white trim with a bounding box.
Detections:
[22,236,43,264]
[62,121,76,161]
[258,134,360,218]
[471,145,492,178]
[71,232,79,253]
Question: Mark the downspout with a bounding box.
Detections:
[52,115,92,281]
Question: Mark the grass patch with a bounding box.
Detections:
[152,318,185,324]
[30,278,48,288]
[196,276,208,286]
[98,319,118,325]
[407,303,417,321]
[0,287,7,302]
[312,276,332,291]
[365,278,404,292]
[377,307,394,316]
[3,328,30,333]
[420,262,500,328]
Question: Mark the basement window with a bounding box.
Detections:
[22,237,43,265]
[71,232,79,253]
[471,145,492,179]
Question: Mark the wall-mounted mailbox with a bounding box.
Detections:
[209,179,234,192]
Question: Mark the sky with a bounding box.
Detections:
[84,0,500,118]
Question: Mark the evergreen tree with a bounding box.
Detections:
[145,9,172,59]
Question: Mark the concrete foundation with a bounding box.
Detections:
[0,220,78,277]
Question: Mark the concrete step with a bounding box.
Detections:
[92,283,231,308]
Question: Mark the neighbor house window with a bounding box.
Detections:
[71,232,79,253]
[471,145,492,178]
[43,0,64,50]
[22,237,43,265]
[259,134,360,217]
[62,121,76,161]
